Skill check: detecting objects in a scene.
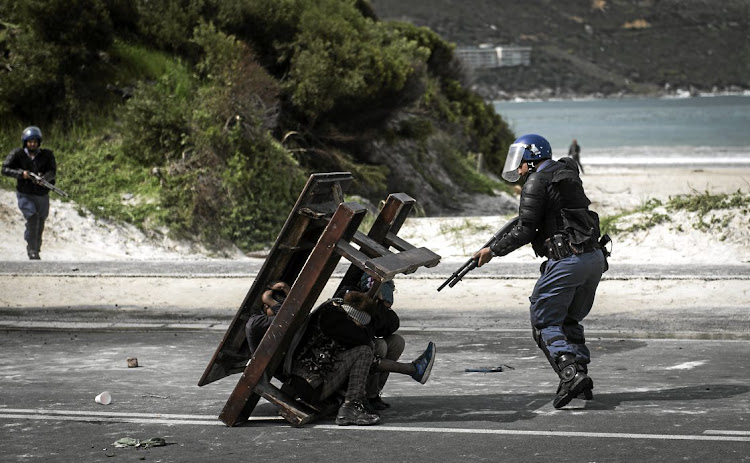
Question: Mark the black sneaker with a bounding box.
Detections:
[335,400,380,426]
[411,342,436,384]
[368,395,390,410]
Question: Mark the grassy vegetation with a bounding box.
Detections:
[0,1,517,252]
[602,190,750,236]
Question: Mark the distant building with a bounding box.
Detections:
[456,44,531,70]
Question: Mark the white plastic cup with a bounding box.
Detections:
[95,391,112,405]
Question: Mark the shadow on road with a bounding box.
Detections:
[241,384,750,427]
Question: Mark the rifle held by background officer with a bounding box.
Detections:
[437,216,519,291]
[28,172,69,198]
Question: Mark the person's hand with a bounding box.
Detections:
[474,247,493,268]
[261,282,290,308]
[22,171,30,180]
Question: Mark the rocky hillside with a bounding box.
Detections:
[370,0,750,99]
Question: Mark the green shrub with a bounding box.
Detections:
[132,0,205,53]
[0,0,115,121]
[154,23,306,250]
[284,0,429,121]
[120,62,194,166]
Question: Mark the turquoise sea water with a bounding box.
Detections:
[493,95,750,167]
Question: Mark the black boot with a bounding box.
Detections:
[27,246,40,260]
[553,354,593,409]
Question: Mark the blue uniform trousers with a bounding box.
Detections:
[529,249,606,364]
[17,192,49,252]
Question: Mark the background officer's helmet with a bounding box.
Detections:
[22,126,43,147]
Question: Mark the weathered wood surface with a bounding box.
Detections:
[199,173,441,427]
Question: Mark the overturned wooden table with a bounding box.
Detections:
[198,172,441,426]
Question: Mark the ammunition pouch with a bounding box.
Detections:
[544,234,600,260]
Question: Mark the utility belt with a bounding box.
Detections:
[544,234,600,260]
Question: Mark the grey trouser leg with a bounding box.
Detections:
[367,334,406,397]
[17,192,49,252]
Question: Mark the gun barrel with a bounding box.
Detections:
[436,278,451,292]
[448,258,478,288]
[436,215,519,292]
[437,256,473,291]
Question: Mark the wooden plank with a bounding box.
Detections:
[334,240,373,272]
[198,173,353,387]
[385,232,415,252]
[365,247,442,279]
[219,202,366,426]
[336,193,417,291]
[353,231,392,257]
[254,377,316,427]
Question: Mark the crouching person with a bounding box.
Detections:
[289,291,380,426]
[247,285,436,426]
[289,291,436,426]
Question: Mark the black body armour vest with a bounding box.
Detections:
[491,158,601,258]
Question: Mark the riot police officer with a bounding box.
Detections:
[2,126,58,260]
[475,133,607,408]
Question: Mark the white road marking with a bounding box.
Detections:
[0,408,282,425]
[704,430,750,436]
[311,425,750,442]
[3,408,219,419]
[1,409,748,442]
[0,413,227,426]
[665,360,707,370]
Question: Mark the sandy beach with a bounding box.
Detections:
[1,166,748,265]
[401,166,750,265]
[1,165,748,332]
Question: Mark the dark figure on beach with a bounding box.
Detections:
[568,139,584,173]
[474,133,607,408]
[2,126,58,260]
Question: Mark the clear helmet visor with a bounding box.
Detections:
[502,143,527,182]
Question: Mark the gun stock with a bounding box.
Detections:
[437,216,519,291]
[29,172,69,198]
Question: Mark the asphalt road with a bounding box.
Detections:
[1,260,749,462]
[1,329,748,462]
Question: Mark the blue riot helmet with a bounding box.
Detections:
[501,134,552,182]
[22,126,43,148]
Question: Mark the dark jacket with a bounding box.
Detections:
[245,313,275,354]
[2,148,57,196]
[334,285,399,338]
[491,157,598,258]
[370,300,400,338]
[316,300,374,348]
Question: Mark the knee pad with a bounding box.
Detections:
[557,354,579,383]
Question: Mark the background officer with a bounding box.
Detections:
[2,126,58,260]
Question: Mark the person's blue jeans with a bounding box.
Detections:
[529,249,606,364]
[17,192,49,252]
